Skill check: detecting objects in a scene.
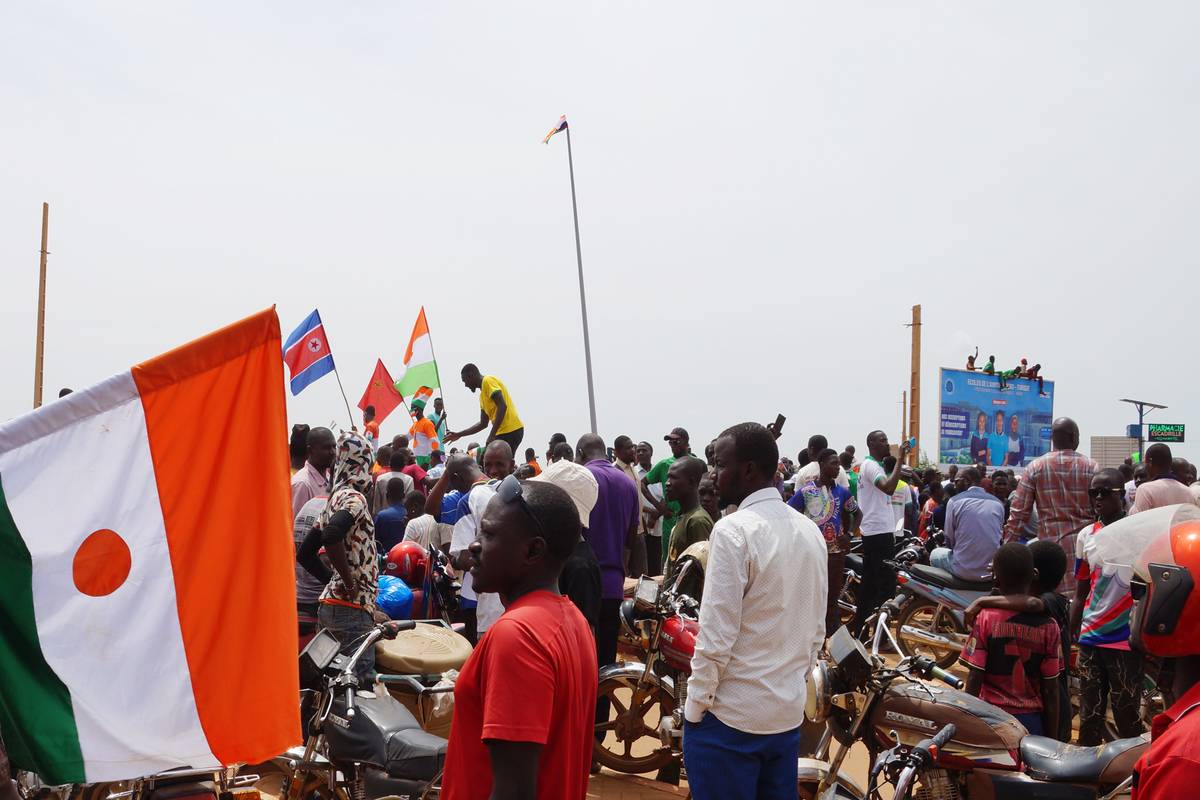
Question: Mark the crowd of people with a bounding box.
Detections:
[278,358,1200,799]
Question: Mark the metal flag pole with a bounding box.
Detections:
[564,125,599,434]
[332,365,356,431]
[424,307,448,432]
[33,202,49,409]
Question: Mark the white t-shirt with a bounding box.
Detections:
[794,461,850,491]
[404,514,452,550]
[450,483,503,633]
[858,459,893,536]
[636,465,664,537]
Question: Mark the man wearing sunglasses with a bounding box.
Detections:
[440,476,597,800]
[1071,468,1144,745]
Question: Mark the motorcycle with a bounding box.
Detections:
[594,562,700,776]
[889,557,994,669]
[276,620,446,800]
[17,767,258,800]
[839,527,930,632]
[803,613,1148,799]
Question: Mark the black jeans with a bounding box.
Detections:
[495,427,524,453]
[595,598,623,740]
[645,535,663,577]
[1078,645,1145,745]
[852,534,895,637]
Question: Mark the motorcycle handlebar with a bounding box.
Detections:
[379,620,416,640]
[910,655,964,690]
[928,723,956,749]
[931,665,963,690]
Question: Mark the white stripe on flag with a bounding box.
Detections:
[0,372,218,780]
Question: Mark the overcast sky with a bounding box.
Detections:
[3,2,1197,466]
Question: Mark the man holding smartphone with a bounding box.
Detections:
[850,430,910,637]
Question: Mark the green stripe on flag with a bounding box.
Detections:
[394,361,440,398]
[0,474,85,784]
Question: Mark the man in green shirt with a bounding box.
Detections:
[640,427,693,568]
[664,456,713,576]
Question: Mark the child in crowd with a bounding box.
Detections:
[961,543,1062,736]
[965,540,1071,741]
[373,476,409,552]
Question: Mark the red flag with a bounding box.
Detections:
[357,359,404,424]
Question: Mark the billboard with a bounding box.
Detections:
[939,368,1055,470]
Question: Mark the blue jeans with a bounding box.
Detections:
[682,712,801,800]
[317,603,376,685]
[930,547,954,573]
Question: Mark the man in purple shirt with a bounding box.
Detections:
[577,433,640,738]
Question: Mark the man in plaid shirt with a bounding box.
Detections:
[1003,417,1098,591]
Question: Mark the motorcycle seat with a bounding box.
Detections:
[383,724,447,780]
[845,554,863,573]
[1020,735,1146,783]
[907,563,993,592]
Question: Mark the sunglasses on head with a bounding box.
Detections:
[1087,487,1121,499]
[497,473,548,539]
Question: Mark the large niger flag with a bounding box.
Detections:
[394,307,439,397]
[0,308,299,784]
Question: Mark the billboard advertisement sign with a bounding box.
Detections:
[939,368,1055,470]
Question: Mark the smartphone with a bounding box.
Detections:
[906,437,917,449]
[773,414,787,434]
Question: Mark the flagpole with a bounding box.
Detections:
[332,366,356,430]
[423,308,449,432]
[564,126,598,434]
[33,202,49,409]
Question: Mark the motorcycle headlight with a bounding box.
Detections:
[805,661,833,723]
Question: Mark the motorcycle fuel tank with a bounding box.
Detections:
[870,682,1025,770]
[658,615,698,672]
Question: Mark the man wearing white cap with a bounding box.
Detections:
[533,459,601,631]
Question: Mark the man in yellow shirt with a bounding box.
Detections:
[445,363,525,451]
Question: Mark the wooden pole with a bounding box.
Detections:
[33,202,49,409]
[908,304,922,466]
[901,390,907,443]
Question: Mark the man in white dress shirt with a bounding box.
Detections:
[683,422,828,798]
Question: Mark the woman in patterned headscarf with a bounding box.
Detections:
[316,432,384,684]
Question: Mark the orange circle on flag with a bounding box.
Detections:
[73,529,132,597]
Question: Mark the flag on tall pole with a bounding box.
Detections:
[542,114,568,144]
[283,309,355,426]
[394,307,441,398]
[283,309,335,395]
[0,308,299,784]
[357,359,405,425]
[543,114,599,433]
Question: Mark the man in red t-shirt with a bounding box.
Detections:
[441,475,598,800]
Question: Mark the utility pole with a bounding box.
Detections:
[33,202,49,409]
[1119,398,1167,462]
[901,390,907,445]
[906,304,922,467]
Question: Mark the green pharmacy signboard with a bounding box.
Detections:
[1148,424,1185,443]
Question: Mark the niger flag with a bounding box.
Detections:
[0,308,299,784]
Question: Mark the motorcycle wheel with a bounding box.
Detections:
[593,674,677,774]
[895,599,965,669]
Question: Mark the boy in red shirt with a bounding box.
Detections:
[961,542,1062,736]
[441,475,597,800]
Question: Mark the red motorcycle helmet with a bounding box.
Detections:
[386,541,429,588]
[1131,518,1200,657]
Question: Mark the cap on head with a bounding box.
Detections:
[664,427,690,443]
